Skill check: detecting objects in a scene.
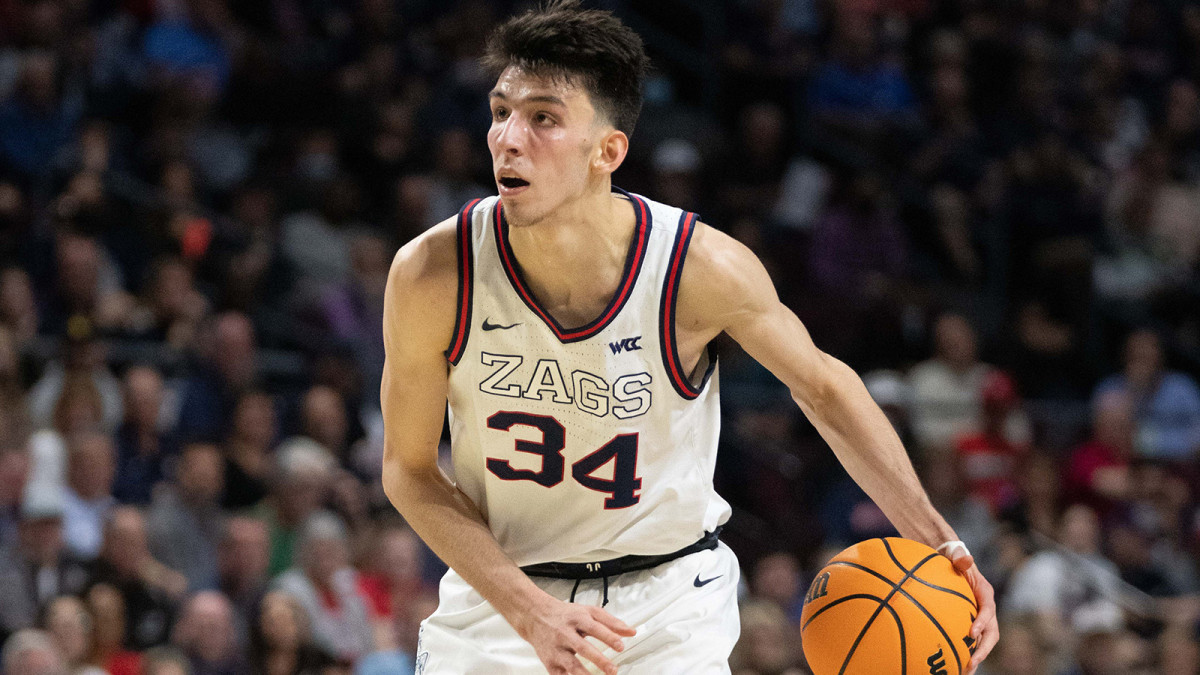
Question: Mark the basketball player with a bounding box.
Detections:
[380,2,998,673]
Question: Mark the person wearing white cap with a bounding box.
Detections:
[0,486,88,644]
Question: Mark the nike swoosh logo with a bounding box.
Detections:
[694,574,721,588]
[482,318,521,331]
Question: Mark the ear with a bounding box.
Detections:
[592,128,629,176]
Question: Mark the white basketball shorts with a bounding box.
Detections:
[415,542,741,674]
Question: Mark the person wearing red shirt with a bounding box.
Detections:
[1063,390,1136,521]
[954,371,1030,513]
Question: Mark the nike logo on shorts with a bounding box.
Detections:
[694,574,721,587]
[482,318,521,331]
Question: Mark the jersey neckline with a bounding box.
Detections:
[493,187,651,343]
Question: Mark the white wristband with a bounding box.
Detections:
[937,540,970,558]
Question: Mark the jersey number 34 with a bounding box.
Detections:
[485,411,641,509]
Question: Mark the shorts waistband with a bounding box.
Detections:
[519,528,722,580]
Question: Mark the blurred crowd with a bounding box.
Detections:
[4,0,1200,673]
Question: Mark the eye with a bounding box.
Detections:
[493,107,510,121]
[534,112,555,126]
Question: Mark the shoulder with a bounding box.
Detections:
[385,217,462,322]
[383,217,461,352]
[388,218,459,295]
[675,222,776,331]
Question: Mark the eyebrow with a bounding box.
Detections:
[488,91,567,107]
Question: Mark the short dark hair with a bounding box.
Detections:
[482,0,650,136]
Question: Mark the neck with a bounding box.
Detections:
[506,185,629,263]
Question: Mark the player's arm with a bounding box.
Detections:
[380,220,632,675]
[677,224,998,674]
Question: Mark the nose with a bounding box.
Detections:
[493,116,526,156]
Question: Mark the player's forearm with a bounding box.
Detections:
[382,461,549,621]
[795,358,958,548]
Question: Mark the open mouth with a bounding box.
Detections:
[498,177,530,189]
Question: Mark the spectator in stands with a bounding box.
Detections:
[954,370,1031,514]
[0,628,67,675]
[1004,504,1125,667]
[177,312,259,443]
[299,386,349,466]
[809,169,908,298]
[0,427,30,551]
[86,583,141,675]
[87,506,184,650]
[355,524,427,629]
[0,490,88,642]
[38,233,132,339]
[989,618,1052,675]
[921,453,1000,581]
[318,233,389,408]
[216,517,270,644]
[141,0,233,96]
[113,365,175,505]
[41,595,104,675]
[170,591,246,675]
[61,431,116,561]
[0,266,39,348]
[140,646,192,675]
[750,552,805,625]
[279,175,368,294]
[1093,328,1200,460]
[1063,390,1136,521]
[221,390,274,510]
[0,51,80,183]
[248,591,331,675]
[147,443,225,591]
[28,317,123,434]
[807,11,916,132]
[124,257,209,349]
[256,438,334,576]
[273,512,374,663]
[908,312,992,454]
[728,600,804,675]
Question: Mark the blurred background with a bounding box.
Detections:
[2,0,1200,673]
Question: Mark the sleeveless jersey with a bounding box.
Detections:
[443,189,731,566]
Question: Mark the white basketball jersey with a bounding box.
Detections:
[444,189,731,566]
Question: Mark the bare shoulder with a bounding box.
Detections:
[676,222,777,338]
[384,217,460,353]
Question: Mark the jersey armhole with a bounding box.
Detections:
[659,211,717,399]
[445,198,484,365]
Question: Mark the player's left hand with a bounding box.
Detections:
[944,545,998,675]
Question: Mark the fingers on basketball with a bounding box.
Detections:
[800,538,979,675]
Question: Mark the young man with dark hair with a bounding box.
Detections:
[381,2,999,673]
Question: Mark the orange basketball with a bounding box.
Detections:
[800,538,979,675]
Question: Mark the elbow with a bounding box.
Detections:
[789,352,847,412]
[380,448,415,512]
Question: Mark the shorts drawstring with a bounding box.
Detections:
[601,575,610,607]
[569,578,582,603]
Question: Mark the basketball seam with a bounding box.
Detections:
[878,538,976,606]
[801,593,906,675]
[880,539,968,675]
[837,552,938,675]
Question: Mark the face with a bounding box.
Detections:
[487,67,615,226]
[178,444,224,503]
[934,314,977,368]
[46,596,91,664]
[220,518,270,582]
[259,592,302,649]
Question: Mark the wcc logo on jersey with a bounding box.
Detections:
[609,336,643,354]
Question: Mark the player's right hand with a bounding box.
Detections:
[513,594,637,675]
